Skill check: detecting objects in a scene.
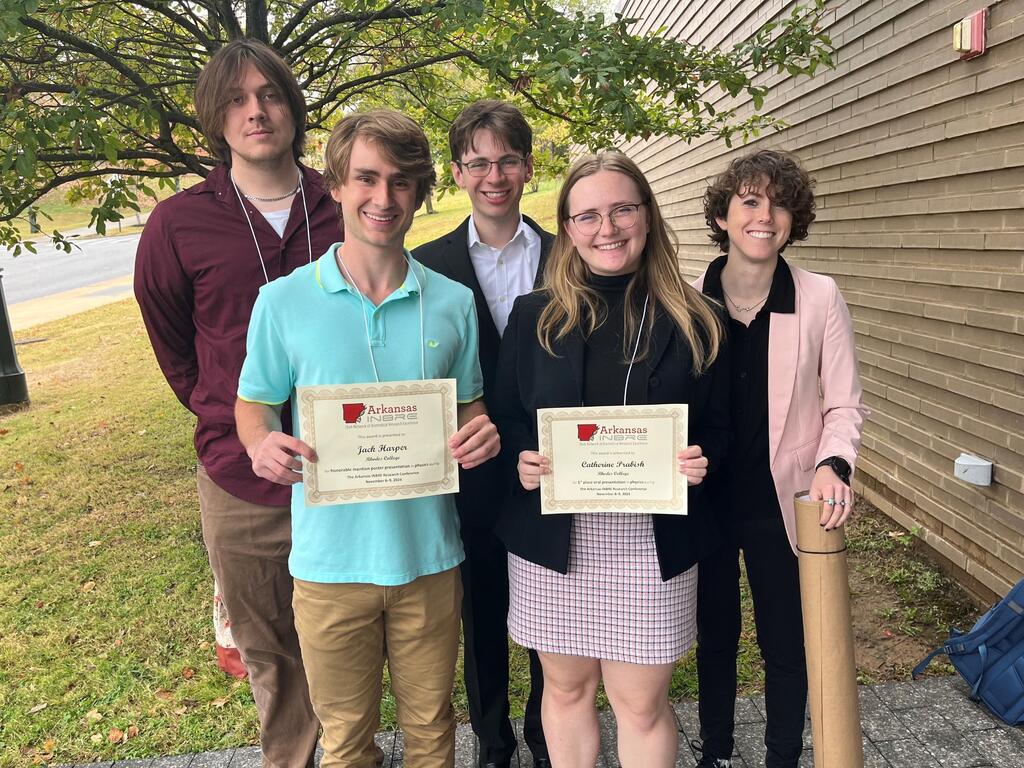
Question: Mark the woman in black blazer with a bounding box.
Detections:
[493,151,729,768]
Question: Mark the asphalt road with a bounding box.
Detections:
[0,233,140,304]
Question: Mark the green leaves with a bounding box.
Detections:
[0,0,835,251]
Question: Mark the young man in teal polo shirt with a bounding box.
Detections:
[235,110,500,768]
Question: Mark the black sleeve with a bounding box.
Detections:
[492,297,538,495]
[693,325,731,476]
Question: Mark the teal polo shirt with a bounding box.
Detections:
[238,244,483,585]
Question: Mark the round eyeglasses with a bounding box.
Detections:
[457,156,527,177]
[567,202,646,236]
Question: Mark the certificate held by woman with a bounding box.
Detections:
[537,403,688,514]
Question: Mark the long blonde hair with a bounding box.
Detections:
[538,151,723,373]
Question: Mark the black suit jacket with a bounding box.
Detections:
[413,216,554,528]
[491,290,731,581]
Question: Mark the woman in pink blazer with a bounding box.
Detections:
[691,150,866,768]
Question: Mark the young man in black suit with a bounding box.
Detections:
[413,100,552,768]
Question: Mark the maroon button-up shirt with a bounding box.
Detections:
[134,163,342,506]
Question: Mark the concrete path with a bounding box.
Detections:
[57,677,1024,768]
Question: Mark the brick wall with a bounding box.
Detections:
[616,0,1024,599]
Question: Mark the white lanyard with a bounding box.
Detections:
[336,251,426,383]
[230,170,313,284]
[622,293,650,406]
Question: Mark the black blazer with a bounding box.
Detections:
[413,216,554,528]
[492,290,731,581]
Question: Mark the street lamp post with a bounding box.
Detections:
[0,269,29,406]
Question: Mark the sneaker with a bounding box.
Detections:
[690,741,732,768]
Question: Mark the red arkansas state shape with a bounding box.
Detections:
[342,403,366,424]
[577,423,599,442]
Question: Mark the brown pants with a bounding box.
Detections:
[293,568,462,768]
[198,466,319,768]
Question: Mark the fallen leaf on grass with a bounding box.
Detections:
[172,706,188,716]
[199,640,210,650]
[181,666,195,679]
[882,629,895,638]
[153,689,173,701]
[0,428,9,435]
[87,540,102,548]
[126,725,139,739]
[211,696,229,708]
[28,703,47,714]
[35,600,45,609]
[14,461,24,472]
[85,709,103,722]
[80,581,96,593]
[107,728,123,744]
[90,734,103,745]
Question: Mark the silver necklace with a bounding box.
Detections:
[242,183,300,202]
[230,169,313,284]
[723,288,769,313]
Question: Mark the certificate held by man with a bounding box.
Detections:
[297,378,460,507]
[538,404,688,515]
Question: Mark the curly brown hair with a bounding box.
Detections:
[703,149,816,254]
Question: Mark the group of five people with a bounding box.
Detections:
[136,39,863,768]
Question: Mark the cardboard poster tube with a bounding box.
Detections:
[795,493,864,768]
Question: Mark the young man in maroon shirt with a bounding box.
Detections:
[134,40,340,768]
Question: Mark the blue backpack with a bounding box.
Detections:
[913,576,1024,725]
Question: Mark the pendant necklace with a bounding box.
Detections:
[621,293,651,406]
[723,288,768,314]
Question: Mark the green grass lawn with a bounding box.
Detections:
[0,181,972,766]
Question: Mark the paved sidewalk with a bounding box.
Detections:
[58,676,1024,768]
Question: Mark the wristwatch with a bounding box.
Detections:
[815,456,851,486]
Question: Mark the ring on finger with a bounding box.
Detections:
[839,500,847,507]
[826,498,835,505]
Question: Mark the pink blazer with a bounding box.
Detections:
[694,265,867,554]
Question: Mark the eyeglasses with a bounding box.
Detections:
[567,202,646,236]
[456,156,527,177]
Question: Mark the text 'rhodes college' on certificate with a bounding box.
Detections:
[297,379,459,507]
[537,404,688,516]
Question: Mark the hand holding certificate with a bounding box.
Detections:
[297,379,461,507]
[533,404,692,515]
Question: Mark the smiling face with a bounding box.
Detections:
[564,170,649,277]
[329,137,417,256]
[716,176,794,266]
[221,62,296,169]
[451,128,533,232]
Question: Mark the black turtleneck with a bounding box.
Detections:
[582,272,643,408]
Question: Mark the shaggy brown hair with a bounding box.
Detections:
[194,39,306,165]
[322,110,436,208]
[703,149,816,253]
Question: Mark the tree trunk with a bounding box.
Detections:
[425,193,435,214]
[246,0,269,43]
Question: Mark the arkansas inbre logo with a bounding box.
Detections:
[342,403,366,424]
[577,424,599,442]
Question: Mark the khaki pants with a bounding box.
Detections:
[197,466,319,768]
[293,568,462,768]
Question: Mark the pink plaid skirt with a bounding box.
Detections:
[508,512,697,664]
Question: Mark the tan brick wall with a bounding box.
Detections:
[617,0,1024,599]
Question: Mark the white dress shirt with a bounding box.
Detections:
[467,216,542,336]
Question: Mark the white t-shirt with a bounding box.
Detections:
[261,208,290,238]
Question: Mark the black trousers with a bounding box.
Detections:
[460,526,547,765]
[696,515,807,768]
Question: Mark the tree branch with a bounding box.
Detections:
[279,2,445,57]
